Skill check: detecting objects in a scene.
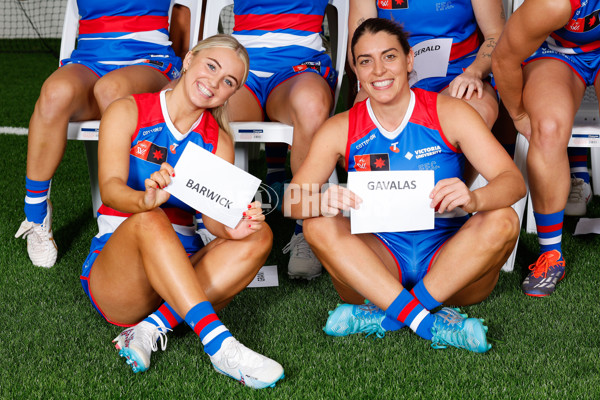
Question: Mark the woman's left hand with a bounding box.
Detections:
[430,178,477,214]
[448,70,484,100]
[225,201,266,239]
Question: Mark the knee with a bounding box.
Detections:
[303,216,336,249]
[236,224,273,262]
[128,208,172,236]
[531,117,570,152]
[289,91,331,136]
[94,77,128,112]
[476,208,520,250]
[36,78,80,121]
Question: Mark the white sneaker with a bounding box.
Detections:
[113,321,169,373]
[565,177,592,216]
[15,201,57,268]
[209,337,284,389]
[283,232,322,280]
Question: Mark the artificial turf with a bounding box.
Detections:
[1,52,599,399]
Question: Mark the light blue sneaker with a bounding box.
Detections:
[430,307,491,353]
[323,302,386,338]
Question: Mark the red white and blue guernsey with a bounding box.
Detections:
[346,88,468,287]
[546,0,600,54]
[81,90,218,322]
[525,0,600,85]
[377,0,481,92]
[61,0,181,79]
[231,0,336,109]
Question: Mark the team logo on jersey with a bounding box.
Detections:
[377,0,408,10]
[390,142,400,153]
[567,11,600,32]
[170,143,179,154]
[293,61,322,73]
[354,153,390,171]
[131,140,167,164]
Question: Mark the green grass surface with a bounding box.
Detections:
[1,54,600,399]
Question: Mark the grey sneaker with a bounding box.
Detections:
[283,232,322,280]
[565,177,592,216]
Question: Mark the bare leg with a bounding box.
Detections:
[425,208,520,306]
[93,66,170,113]
[522,59,586,214]
[266,73,333,173]
[26,64,100,181]
[227,85,264,121]
[89,208,272,324]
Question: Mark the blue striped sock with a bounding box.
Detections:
[534,210,564,256]
[144,302,183,332]
[184,301,232,356]
[385,289,434,340]
[24,177,51,224]
[410,280,441,310]
[568,148,590,183]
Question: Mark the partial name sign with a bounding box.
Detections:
[409,38,452,87]
[347,170,434,234]
[165,142,261,228]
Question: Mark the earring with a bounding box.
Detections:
[181,67,187,74]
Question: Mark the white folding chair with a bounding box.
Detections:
[510,0,600,234]
[61,0,203,216]
[203,0,348,183]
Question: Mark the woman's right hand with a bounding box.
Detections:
[320,184,362,217]
[143,162,174,210]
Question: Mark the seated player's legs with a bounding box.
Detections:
[425,208,520,306]
[266,71,334,173]
[93,64,174,112]
[227,75,264,121]
[27,63,101,182]
[303,214,402,308]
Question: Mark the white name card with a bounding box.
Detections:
[165,142,261,228]
[347,170,435,234]
[409,38,452,87]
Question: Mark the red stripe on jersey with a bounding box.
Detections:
[98,204,132,218]
[569,155,587,162]
[449,31,480,61]
[234,14,323,33]
[398,298,419,322]
[193,313,218,336]
[79,15,169,34]
[536,222,564,233]
[550,32,600,52]
[163,207,194,226]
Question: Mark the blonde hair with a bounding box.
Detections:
[187,34,250,139]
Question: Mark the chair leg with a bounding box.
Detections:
[84,141,101,217]
[591,147,600,196]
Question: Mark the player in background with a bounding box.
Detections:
[493,0,600,296]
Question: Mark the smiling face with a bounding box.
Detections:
[182,46,246,109]
[354,30,414,104]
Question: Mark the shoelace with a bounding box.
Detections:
[282,233,314,259]
[354,304,386,339]
[568,178,586,202]
[149,326,171,352]
[15,220,47,243]
[528,252,565,279]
